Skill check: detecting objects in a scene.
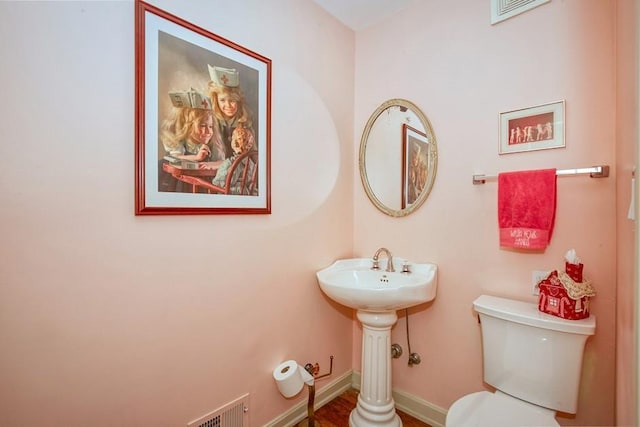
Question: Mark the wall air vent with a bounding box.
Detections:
[491,0,551,24]
[187,393,249,427]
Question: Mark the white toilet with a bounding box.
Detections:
[446,294,596,427]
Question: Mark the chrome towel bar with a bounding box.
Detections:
[472,165,610,185]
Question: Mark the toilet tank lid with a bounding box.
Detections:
[473,295,595,335]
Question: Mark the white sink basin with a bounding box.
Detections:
[316,258,437,311]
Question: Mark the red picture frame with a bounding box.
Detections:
[135,0,271,215]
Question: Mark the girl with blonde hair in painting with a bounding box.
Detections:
[158,88,225,193]
[207,65,255,159]
[159,88,225,162]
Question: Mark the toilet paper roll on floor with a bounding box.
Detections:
[273,360,315,398]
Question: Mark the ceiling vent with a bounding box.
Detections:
[491,0,551,24]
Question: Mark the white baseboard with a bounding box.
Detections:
[394,388,447,427]
[264,370,353,427]
[351,371,447,427]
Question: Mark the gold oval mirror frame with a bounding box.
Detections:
[359,99,438,217]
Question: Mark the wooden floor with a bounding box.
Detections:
[300,388,432,427]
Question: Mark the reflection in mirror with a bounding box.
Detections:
[359,99,438,217]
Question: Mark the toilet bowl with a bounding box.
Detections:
[446,391,558,427]
[445,295,595,427]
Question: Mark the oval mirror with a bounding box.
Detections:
[359,99,438,217]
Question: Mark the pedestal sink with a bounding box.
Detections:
[316,257,437,427]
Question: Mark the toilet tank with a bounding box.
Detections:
[473,295,595,414]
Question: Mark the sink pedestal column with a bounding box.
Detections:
[350,310,401,427]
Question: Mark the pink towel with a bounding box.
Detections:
[498,168,557,249]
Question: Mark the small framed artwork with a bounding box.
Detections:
[499,100,565,155]
[401,124,430,209]
[135,0,271,215]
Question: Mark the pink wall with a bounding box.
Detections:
[0,1,635,426]
[353,1,620,426]
[0,1,356,425]
[616,1,639,425]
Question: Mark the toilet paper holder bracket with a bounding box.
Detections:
[304,355,333,380]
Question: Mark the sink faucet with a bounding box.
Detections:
[372,247,395,272]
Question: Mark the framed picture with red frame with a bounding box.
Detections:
[135,0,271,215]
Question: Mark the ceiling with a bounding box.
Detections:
[310,0,412,31]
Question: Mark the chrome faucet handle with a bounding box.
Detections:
[401,262,411,274]
[371,259,380,270]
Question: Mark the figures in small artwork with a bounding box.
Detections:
[509,121,553,145]
[536,122,553,140]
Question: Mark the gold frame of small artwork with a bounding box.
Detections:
[499,100,565,155]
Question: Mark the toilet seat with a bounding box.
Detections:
[445,391,560,427]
